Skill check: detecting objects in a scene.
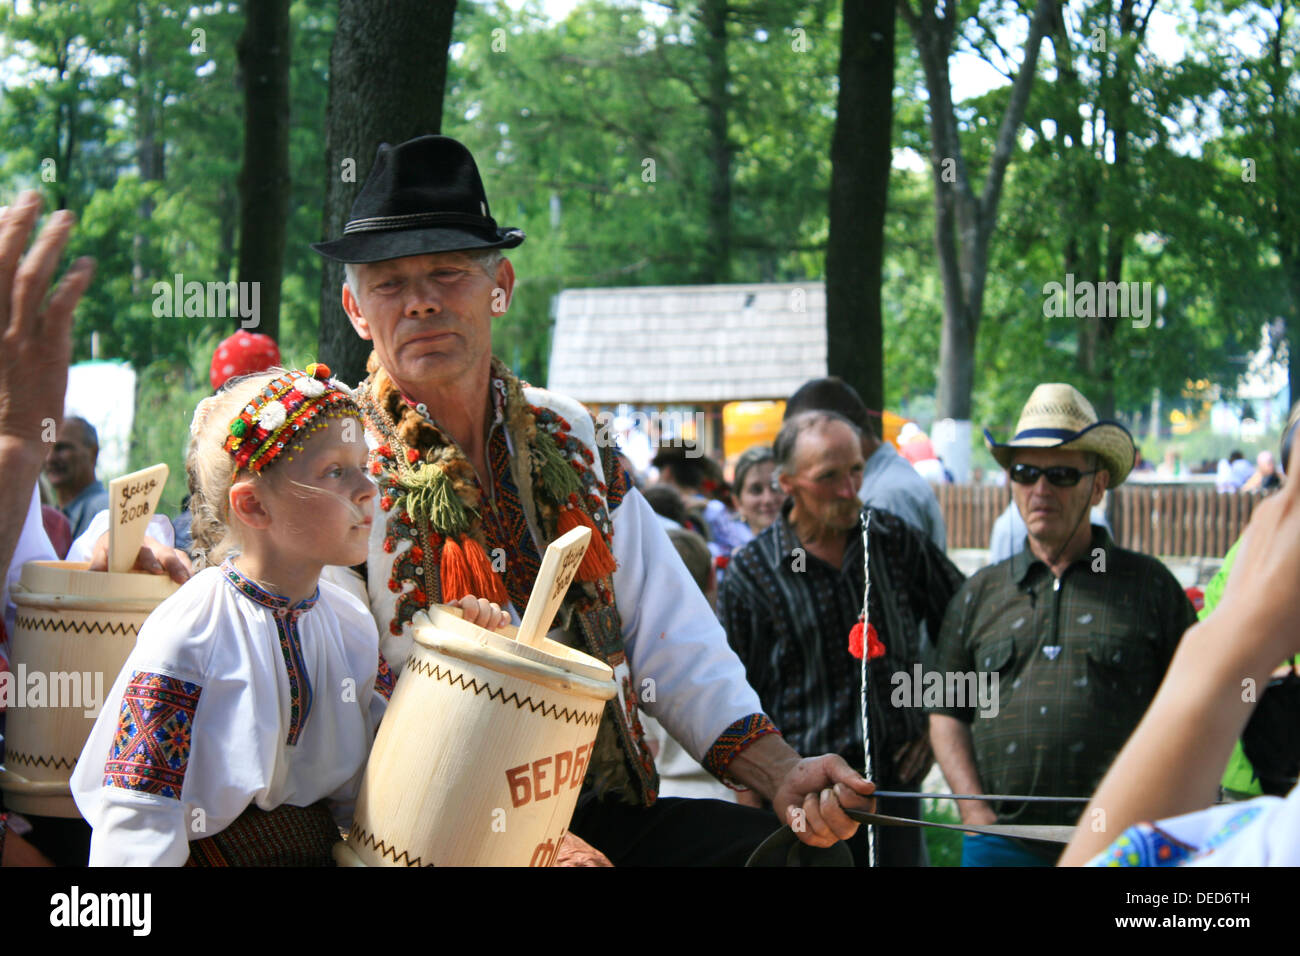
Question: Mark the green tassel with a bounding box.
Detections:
[533,427,583,501]
[394,463,473,536]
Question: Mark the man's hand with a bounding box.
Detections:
[724,733,875,848]
[0,192,95,589]
[89,533,192,585]
[770,754,876,848]
[892,735,934,785]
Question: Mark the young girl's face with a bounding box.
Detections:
[258,416,376,567]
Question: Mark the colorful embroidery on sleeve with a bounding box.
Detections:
[1091,822,1198,867]
[1203,804,1265,851]
[103,671,203,800]
[604,450,631,510]
[375,651,396,702]
[701,712,780,787]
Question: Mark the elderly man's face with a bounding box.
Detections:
[45,420,98,496]
[779,419,865,534]
[341,251,514,393]
[1010,448,1108,549]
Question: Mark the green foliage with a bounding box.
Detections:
[1,0,1295,490]
[442,0,841,382]
[923,798,964,867]
[128,331,223,519]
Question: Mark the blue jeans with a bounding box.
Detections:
[961,832,1058,867]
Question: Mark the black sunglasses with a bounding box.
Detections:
[1009,463,1097,487]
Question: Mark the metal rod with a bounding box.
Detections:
[869,790,1091,804]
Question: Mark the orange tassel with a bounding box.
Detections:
[439,536,474,603]
[461,536,509,606]
[557,507,617,581]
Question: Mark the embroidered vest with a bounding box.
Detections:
[355,357,659,805]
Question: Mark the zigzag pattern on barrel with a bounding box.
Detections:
[347,824,429,867]
[5,750,77,770]
[402,657,604,727]
[15,615,139,636]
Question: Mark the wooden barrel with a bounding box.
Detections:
[1,560,179,817]
[339,605,618,867]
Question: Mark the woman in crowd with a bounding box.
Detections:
[730,445,782,546]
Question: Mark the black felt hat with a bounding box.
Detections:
[311,135,525,263]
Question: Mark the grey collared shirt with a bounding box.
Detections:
[859,442,947,551]
[61,479,111,541]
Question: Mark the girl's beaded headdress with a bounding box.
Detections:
[224,363,358,473]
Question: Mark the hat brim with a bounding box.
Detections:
[311,224,525,263]
[985,419,1135,487]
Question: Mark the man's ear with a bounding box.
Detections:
[1091,466,1110,506]
[229,480,273,531]
[341,281,372,341]
[491,258,516,316]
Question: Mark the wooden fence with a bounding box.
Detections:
[934,483,1265,557]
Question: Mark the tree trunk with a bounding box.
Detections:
[318,0,457,386]
[217,183,237,283]
[1264,3,1300,412]
[901,0,1053,424]
[700,0,732,284]
[826,0,894,434]
[132,4,163,297]
[237,0,293,342]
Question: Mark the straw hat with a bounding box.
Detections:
[984,383,1136,487]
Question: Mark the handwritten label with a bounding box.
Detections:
[107,464,169,573]
[116,478,159,523]
[550,547,584,604]
[516,525,591,647]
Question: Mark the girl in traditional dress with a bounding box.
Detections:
[71,365,505,865]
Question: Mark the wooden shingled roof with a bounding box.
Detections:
[546,282,828,404]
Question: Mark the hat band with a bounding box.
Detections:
[343,211,498,235]
[1011,426,1091,442]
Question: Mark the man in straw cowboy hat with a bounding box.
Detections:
[927,383,1197,866]
[86,134,874,864]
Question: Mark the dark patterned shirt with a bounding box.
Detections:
[718,502,965,783]
[927,526,1198,825]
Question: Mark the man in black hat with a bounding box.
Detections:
[311,135,873,864]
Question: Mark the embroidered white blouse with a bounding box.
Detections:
[71,562,392,866]
[1087,784,1300,866]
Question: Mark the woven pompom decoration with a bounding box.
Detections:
[305,362,331,380]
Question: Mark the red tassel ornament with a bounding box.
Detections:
[848,618,885,660]
[439,536,474,602]
[461,536,509,606]
[556,507,617,581]
[438,535,509,607]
